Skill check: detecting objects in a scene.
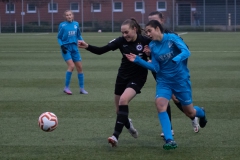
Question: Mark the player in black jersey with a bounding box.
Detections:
[78,18,151,147]
[147,11,200,136]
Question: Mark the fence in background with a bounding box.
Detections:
[0,0,239,33]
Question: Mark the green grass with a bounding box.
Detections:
[0,32,240,160]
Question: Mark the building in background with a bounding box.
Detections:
[0,0,239,32]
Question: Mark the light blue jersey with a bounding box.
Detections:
[134,33,192,104]
[57,21,83,46]
[135,33,190,84]
[57,21,83,62]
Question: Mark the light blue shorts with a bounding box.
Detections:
[61,43,81,62]
[155,80,192,106]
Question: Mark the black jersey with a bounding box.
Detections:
[108,34,151,79]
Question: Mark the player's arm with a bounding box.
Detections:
[78,37,120,55]
[125,53,160,73]
[57,24,68,54]
[78,41,112,55]
[171,35,190,64]
[57,24,64,46]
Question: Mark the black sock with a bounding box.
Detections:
[166,103,173,130]
[125,118,130,129]
[113,105,129,139]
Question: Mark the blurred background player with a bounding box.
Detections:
[126,20,207,150]
[78,18,151,147]
[57,10,88,95]
[147,11,200,136]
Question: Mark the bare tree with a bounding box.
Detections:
[25,0,51,26]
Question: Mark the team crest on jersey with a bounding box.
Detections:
[136,44,143,51]
[74,25,77,29]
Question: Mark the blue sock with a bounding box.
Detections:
[65,71,72,87]
[194,106,205,118]
[158,112,173,141]
[78,73,84,89]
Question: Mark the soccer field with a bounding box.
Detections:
[0,32,240,160]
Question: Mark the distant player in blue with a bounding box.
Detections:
[126,20,207,150]
[57,10,88,95]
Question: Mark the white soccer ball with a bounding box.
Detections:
[38,112,58,132]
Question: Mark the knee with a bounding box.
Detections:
[118,97,128,105]
[184,110,195,118]
[76,66,83,73]
[155,103,167,112]
[68,65,75,72]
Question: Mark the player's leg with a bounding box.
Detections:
[161,103,174,137]
[174,81,207,129]
[122,78,146,138]
[72,47,88,94]
[155,84,177,150]
[75,61,88,94]
[172,94,200,133]
[61,48,74,95]
[115,90,138,139]
[152,72,174,137]
[156,98,177,150]
[181,103,207,128]
[114,95,120,114]
[108,76,127,147]
[108,88,137,147]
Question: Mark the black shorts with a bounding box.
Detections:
[114,76,147,96]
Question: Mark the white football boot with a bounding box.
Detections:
[128,118,138,138]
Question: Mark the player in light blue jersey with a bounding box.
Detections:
[126,20,207,150]
[148,11,200,136]
[57,10,88,95]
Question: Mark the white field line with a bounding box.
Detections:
[33,33,50,35]
[0,33,50,36]
[178,32,188,35]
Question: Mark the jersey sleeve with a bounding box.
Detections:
[86,44,112,55]
[171,34,190,64]
[107,37,122,51]
[86,37,122,55]
[57,23,64,46]
[133,54,160,73]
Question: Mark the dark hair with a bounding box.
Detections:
[122,18,144,35]
[146,20,164,33]
[148,11,164,19]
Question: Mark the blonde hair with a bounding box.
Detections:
[63,10,74,20]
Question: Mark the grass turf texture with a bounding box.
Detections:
[0,32,240,160]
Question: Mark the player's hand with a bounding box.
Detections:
[125,53,136,62]
[61,45,67,54]
[78,40,88,49]
[143,45,151,56]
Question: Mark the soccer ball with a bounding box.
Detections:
[38,112,58,132]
